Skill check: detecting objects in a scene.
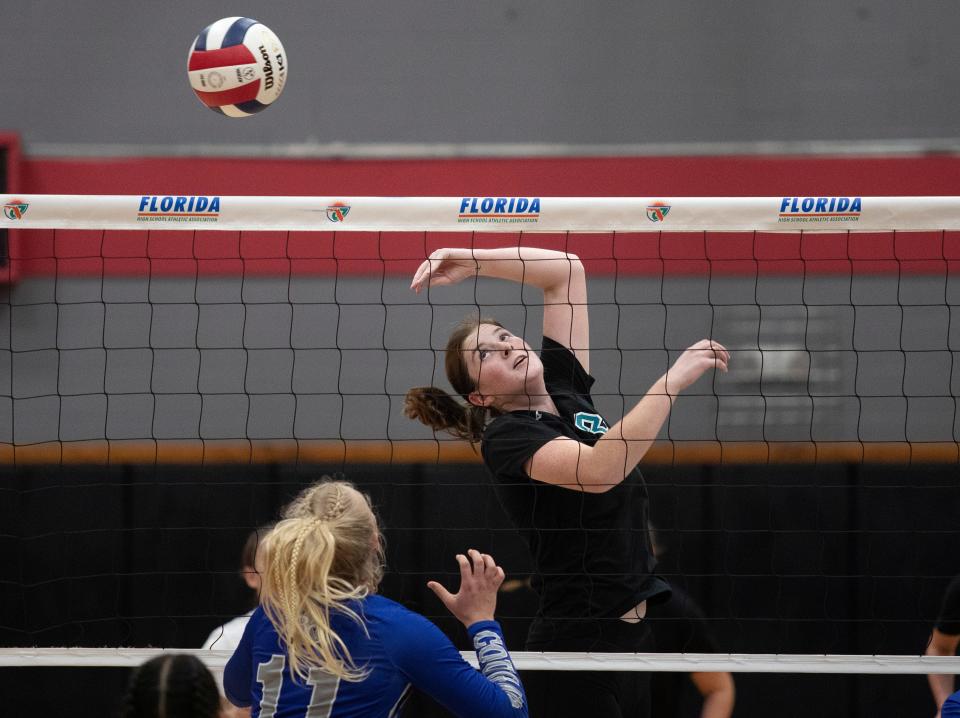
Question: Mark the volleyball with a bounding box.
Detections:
[187,17,287,117]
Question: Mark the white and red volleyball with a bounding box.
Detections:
[187,17,287,117]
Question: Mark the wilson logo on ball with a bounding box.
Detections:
[187,16,288,118]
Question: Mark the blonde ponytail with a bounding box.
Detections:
[260,480,384,683]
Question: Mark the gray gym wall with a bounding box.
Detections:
[3,274,958,445]
[2,2,958,446]
[3,2,959,151]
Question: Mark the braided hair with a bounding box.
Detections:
[121,653,220,718]
[260,478,384,683]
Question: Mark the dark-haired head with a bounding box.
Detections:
[404,316,504,443]
[239,523,274,607]
[121,653,220,718]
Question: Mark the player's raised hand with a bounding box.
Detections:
[410,248,479,293]
[664,339,730,396]
[427,549,505,628]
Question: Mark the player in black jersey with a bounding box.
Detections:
[405,246,728,718]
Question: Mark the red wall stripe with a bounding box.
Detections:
[11,154,960,277]
[22,154,960,196]
[11,228,960,277]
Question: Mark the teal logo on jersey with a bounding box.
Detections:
[574,412,609,435]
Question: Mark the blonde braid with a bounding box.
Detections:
[270,537,287,613]
[319,484,346,522]
[285,517,324,616]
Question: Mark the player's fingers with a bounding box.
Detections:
[699,343,728,365]
[709,355,727,372]
[417,257,442,284]
[428,251,452,274]
[426,581,454,607]
[467,548,483,574]
[410,261,427,289]
[455,552,472,579]
[480,553,496,574]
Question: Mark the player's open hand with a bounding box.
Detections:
[410,249,479,293]
[427,549,505,628]
[664,339,730,396]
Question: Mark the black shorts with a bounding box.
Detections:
[523,618,654,718]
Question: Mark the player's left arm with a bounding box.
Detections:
[926,628,960,714]
[384,611,527,718]
[690,671,735,718]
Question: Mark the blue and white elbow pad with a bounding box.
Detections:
[470,622,525,710]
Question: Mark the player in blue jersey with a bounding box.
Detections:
[223,478,527,718]
[405,246,728,717]
[944,690,960,718]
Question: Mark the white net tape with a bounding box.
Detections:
[1,648,959,674]
[3,194,960,232]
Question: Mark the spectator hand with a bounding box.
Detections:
[427,549,505,628]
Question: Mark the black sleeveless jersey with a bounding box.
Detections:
[481,337,670,628]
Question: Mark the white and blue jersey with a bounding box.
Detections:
[224,594,527,718]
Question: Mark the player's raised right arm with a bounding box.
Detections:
[411,247,589,371]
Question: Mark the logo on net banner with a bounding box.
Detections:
[778,197,862,223]
[457,197,541,224]
[137,196,221,223]
[326,202,350,222]
[646,202,671,222]
[3,200,28,220]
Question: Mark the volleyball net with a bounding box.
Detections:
[1,194,958,678]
